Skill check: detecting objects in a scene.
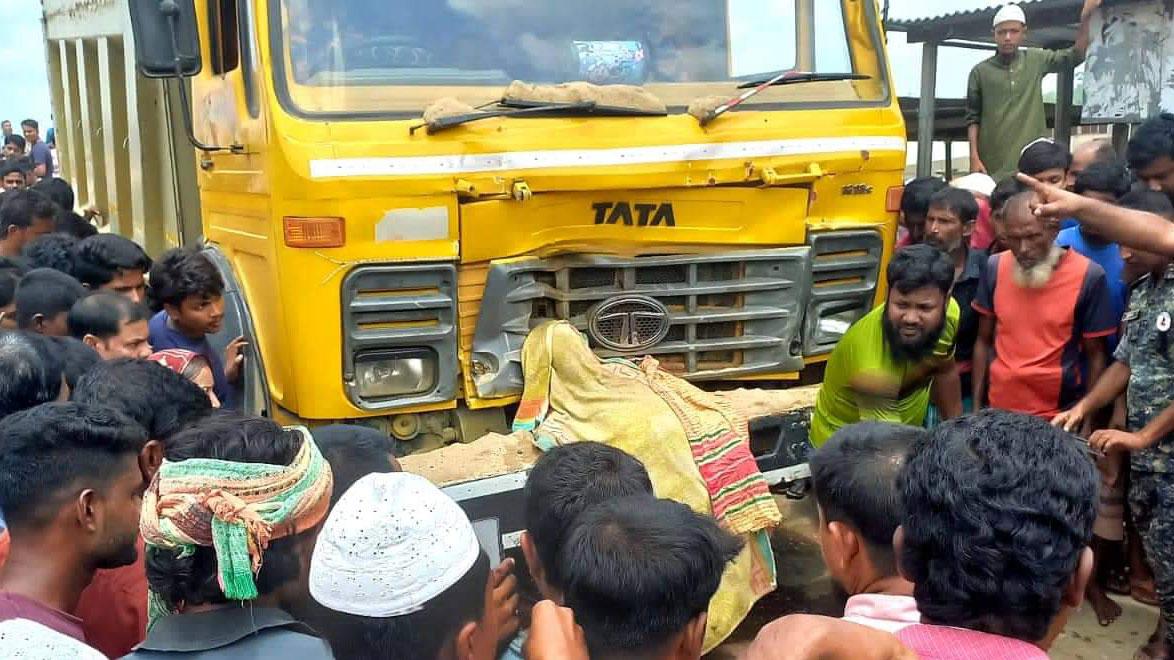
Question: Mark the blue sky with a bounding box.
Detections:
[0,0,1030,130]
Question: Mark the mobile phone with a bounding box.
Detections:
[471,517,504,566]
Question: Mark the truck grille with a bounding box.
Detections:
[341,264,459,410]
[802,231,885,355]
[470,250,810,399]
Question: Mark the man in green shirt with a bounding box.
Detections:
[811,245,962,446]
[966,1,1101,180]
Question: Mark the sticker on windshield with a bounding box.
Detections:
[573,41,647,85]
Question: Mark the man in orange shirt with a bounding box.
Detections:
[972,193,1116,422]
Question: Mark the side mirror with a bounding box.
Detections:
[128,0,202,78]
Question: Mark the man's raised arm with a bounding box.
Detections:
[1018,173,1174,256]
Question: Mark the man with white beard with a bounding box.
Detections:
[972,192,1116,425]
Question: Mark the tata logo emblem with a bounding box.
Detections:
[587,296,672,353]
[592,202,676,226]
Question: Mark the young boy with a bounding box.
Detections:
[896,177,948,248]
[147,247,244,408]
[0,258,25,329]
[810,422,924,633]
[1055,190,1174,659]
[505,442,655,659]
[0,189,56,258]
[557,496,742,660]
[1019,139,1076,230]
[1062,160,1134,335]
[68,292,153,360]
[14,267,87,336]
[72,234,152,303]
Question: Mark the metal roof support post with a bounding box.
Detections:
[917,41,939,178]
[1112,123,1130,156]
[1055,64,1075,148]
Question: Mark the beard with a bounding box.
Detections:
[925,235,963,253]
[882,311,946,362]
[94,531,140,570]
[1012,245,1064,288]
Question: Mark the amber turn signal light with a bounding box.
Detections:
[284,216,345,248]
[885,186,904,213]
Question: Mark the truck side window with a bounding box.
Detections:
[238,0,260,117]
[209,0,241,75]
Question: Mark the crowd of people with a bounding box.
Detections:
[812,114,1174,658]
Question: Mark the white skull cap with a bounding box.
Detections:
[994,4,1027,28]
[0,619,105,659]
[309,472,480,618]
[952,173,997,197]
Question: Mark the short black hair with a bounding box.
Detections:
[524,442,654,590]
[0,332,64,418]
[559,496,743,658]
[21,119,38,131]
[14,268,87,329]
[146,412,310,610]
[4,135,26,152]
[0,158,30,179]
[0,402,144,530]
[810,422,924,576]
[1118,189,1174,218]
[32,178,74,212]
[901,177,949,219]
[928,188,980,224]
[148,246,224,309]
[991,176,1027,215]
[1018,139,1072,176]
[68,292,151,342]
[50,336,99,391]
[0,270,19,309]
[898,410,1097,643]
[315,551,491,659]
[313,425,399,506]
[1128,113,1174,173]
[1073,160,1133,200]
[73,234,152,289]
[22,233,76,275]
[886,244,954,297]
[1,189,52,234]
[73,359,212,443]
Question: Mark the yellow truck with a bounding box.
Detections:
[46,0,903,529]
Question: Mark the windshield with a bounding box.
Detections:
[273,0,887,118]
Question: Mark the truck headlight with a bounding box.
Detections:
[354,349,437,399]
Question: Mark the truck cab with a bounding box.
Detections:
[116,0,904,455]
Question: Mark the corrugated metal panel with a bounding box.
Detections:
[890,0,1078,26]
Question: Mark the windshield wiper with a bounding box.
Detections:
[698,72,871,126]
[412,100,664,135]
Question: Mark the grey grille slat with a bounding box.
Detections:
[505,277,795,304]
[562,306,795,328]
[348,294,453,314]
[596,335,786,356]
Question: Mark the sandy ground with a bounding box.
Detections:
[708,494,1160,659]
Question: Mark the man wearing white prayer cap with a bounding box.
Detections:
[0,618,105,659]
[965,1,1102,181]
[309,472,494,660]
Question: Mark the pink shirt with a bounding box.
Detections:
[896,624,1049,660]
[842,593,921,634]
